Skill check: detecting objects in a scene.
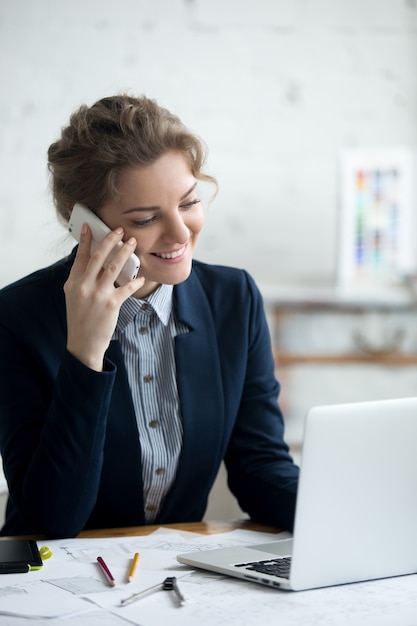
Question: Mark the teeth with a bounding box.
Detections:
[155,246,185,259]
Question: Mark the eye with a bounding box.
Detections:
[132,216,158,228]
[180,198,201,210]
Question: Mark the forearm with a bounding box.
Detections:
[227,454,299,531]
[1,351,116,536]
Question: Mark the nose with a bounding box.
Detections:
[162,211,190,244]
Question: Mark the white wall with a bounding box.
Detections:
[1,0,416,289]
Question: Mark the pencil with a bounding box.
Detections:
[97,556,116,586]
[128,552,140,582]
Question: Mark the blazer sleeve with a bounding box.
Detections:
[0,271,116,537]
[223,271,299,530]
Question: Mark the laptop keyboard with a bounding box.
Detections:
[234,556,292,579]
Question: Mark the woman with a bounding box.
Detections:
[0,94,299,537]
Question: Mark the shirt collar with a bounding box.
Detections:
[116,284,174,333]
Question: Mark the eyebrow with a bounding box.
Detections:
[121,182,198,215]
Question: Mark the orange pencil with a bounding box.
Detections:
[128,552,140,582]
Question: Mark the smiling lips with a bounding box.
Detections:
[153,244,187,260]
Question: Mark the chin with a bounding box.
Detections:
[162,265,193,286]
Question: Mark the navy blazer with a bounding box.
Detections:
[0,251,299,537]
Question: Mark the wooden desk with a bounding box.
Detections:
[0,519,279,541]
[79,519,279,539]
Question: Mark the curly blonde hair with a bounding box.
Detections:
[48,94,217,222]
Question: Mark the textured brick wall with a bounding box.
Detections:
[0,0,416,287]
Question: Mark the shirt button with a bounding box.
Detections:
[155,467,165,476]
[139,327,148,335]
[143,374,153,383]
[146,504,157,512]
[149,420,159,428]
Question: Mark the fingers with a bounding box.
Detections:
[70,222,93,272]
[120,273,146,294]
[72,224,140,289]
[103,236,138,287]
[87,227,125,277]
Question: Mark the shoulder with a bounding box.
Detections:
[182,259,264,318]
[190,259,260,297]
[0,253,74,318]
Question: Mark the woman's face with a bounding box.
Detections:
[100,150,205,298]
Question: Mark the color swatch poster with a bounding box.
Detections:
[338,149,416,287]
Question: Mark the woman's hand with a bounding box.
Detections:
[64,223,145,371]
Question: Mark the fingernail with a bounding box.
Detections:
[81,223,88,234]
[127,237,136,245]
[115,227,123,234]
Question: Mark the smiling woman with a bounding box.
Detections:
[0,94,299,538]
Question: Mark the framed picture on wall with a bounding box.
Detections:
[337,148,416,288]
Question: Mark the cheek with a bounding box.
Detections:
[187,208,205,235]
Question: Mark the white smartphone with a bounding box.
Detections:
[68,203,140,286]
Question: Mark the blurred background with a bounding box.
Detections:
[0,0,416,521]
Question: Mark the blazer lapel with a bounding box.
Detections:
[94,340,146,526]
[159,270,226,519]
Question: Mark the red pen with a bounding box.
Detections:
[97,556,116,586]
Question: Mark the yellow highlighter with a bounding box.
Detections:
[30,545,53,571]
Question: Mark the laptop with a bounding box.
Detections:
[177,397,417,591]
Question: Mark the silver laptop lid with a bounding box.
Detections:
[290,396,417,590]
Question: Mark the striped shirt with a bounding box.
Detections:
[113,284,189,522]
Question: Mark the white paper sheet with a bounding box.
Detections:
[1,528,416,625]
